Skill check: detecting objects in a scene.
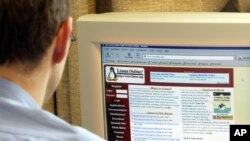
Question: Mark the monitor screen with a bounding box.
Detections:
[101,44,250,141]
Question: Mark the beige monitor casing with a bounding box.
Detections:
[77,12,250,138]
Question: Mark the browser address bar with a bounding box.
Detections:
[143,54,235,60]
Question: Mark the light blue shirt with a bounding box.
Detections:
[0,78,105,141]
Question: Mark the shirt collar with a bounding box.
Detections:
[0,77,39,108]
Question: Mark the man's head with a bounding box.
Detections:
[0,0,70,67]
[0,0,72,105]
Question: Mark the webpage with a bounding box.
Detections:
[101,44,250,141]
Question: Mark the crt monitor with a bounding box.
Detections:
[77,12,250,141]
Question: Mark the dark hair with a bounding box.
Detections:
[0,0,70,68]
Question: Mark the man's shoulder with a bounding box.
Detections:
[0,133,53,141]
[0,128,104,141]
[72,126,105,141]
[0,100,105,141]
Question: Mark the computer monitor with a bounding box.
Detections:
[77,12,250,141]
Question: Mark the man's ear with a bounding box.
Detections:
[53,17,73,64]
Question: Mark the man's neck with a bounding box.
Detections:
[0,64,49,107]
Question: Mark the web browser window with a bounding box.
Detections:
[101,44,250,141]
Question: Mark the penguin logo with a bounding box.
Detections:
[218,103,226,110]
[107,67,118,81]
